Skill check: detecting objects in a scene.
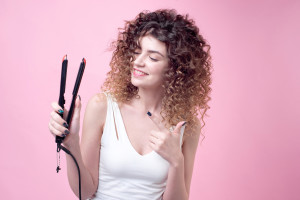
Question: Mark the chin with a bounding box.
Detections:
[130,76,144,88]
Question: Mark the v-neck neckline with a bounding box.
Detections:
[114,101,155,158]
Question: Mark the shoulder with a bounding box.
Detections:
[87,93,107,108]
[84,93,107,128]
[183,117,201,141]
[86,93,107,113]
[81,93,108,148]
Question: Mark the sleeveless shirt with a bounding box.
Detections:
[91,93,185,200]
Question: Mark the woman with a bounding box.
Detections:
[49,9,212,200]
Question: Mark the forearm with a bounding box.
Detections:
[64,138,97,199]
[163,155,188,200]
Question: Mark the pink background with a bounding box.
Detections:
[0,0,299,199]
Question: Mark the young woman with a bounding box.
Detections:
[49,9,212,200]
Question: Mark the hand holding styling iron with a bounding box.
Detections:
[48,55,85,147]
[49,95,82,146]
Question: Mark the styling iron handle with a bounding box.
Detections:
[56,55,68,144]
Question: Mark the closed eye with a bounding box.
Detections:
[149,56,158,62]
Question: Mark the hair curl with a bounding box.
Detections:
[102,9,212,137]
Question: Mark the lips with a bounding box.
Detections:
[133,68,148,76]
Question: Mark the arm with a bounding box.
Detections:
[50,93,107,199]
[162,118,201,200]
[77,93,107,198]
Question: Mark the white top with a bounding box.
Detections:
[92,93,185,200]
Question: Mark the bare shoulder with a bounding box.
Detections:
[82,93,107,136]
[183,117,201,145]
[85,93,107,119]
[81,93,107,156]
[87,93,107,111]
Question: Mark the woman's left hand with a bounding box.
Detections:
[149,121,186,166]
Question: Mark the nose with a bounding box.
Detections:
[133,53,145,67]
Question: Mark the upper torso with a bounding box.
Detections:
[91,92,185,199]
[117,100,171,156]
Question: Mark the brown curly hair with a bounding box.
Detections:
[102,9,212,136]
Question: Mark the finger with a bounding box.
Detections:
[50,111,69,127]
[150,130,166,140]
[51,102,64,114]
[149,140,158,151]
[146,111,166,132]
[149,138,164,153]
[49,121,67,137]
[51,102,69,118]
[71,95,82,121]
[49,119,69,136]
[173,121,186,134]
[149,134,158,144]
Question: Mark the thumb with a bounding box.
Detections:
[72,95,82,121]
[173,121,186,134]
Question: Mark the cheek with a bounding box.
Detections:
[150,62,168,75]
[151,68,164,76]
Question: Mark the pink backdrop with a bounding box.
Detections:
[0,0,299,199]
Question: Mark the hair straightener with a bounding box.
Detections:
[56,55,85,200]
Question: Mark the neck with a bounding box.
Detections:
[133,87,164,115]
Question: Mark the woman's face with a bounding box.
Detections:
[131,35,169,90]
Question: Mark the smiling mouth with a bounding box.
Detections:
[133,68,148,76]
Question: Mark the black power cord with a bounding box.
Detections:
[57,143,81,200]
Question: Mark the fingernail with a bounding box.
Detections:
[63,122,68,128]
[62,134,66,137]
[64,130,70,135]
[58,109,64,114]
[147,111,152,116]
[78,95,81,101]
[182,121,187,126]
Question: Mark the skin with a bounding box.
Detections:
[48,35,201,200]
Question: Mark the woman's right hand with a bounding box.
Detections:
[48,96,82,147]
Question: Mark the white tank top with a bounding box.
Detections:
[92,93,185,200]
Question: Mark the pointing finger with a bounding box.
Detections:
[146,111,168,132]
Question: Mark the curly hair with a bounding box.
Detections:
[102,9,212,137]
